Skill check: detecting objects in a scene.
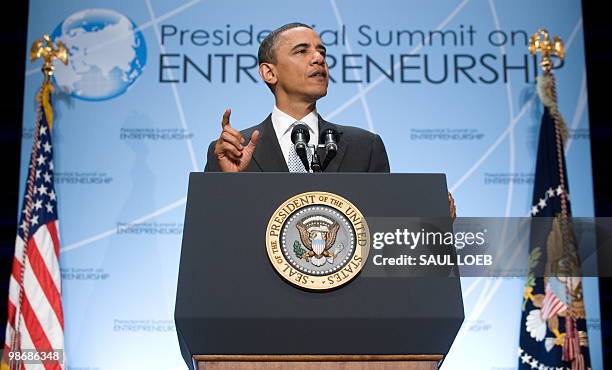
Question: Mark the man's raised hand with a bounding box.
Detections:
[213,108,259,172]
[448,192,457,221]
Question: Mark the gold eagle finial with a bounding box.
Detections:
[529,28,564,72]
[30,34,68,83]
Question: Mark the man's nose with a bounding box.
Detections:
[311,51,325,65]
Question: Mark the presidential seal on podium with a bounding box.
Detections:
[265,191,370,291]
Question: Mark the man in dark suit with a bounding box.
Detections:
[204,114,390,172]
[204,22,389,173]
[204,22,455,215]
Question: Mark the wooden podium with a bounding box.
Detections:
[194,355,443,369]
[175,173,463,370]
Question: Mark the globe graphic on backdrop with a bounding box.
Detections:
[51,8,147,101]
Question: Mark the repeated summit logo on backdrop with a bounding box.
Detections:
[21,1,597,369]
[50,8,147,101]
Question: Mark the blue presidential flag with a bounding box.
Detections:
[518,74,590,370]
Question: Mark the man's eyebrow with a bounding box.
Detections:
[290,43,310,51]
[289,43,327,53]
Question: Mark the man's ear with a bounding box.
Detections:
[259,63,277,86]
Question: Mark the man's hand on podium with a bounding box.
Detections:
[214,108,260,172]
[448,192,457,221]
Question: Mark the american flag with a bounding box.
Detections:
[541,283,567,320]
[3,85,64,369]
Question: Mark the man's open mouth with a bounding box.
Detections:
[309,71,327,78]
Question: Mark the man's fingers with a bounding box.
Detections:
[221,108,231,128]
[221,131,243,150]
[246,130,260,149]
[221,142,243,158]
[223,125,244,144]
[448,192,457,219]
[218,108,245,144]
[222,151,242,162]
[216,142,243,159]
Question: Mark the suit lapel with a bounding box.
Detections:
[252,115,289,172]
[318,116,348,172]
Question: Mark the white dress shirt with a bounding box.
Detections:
[271,106,319,167]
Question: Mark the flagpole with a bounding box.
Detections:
[529,29,570,244]
[529,28,586,370]
[8,34,67,370]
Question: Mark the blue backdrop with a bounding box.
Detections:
[20,0,601,369]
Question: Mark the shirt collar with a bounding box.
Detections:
[272,105,318,137]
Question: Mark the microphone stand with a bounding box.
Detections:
[309,144,335,173]
[310,144,321,172]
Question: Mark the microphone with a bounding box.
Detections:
[291,123,310,172]
[320,128,339,171]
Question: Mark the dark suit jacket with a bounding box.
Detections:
[204,114,390,172]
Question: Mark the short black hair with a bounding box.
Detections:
[258,22,313,92]
[258,22,313,64]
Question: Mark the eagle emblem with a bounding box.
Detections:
[266,191,369,290]
[295,215,344,266]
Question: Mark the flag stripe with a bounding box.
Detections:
[16,312,34,370]
[7,260,22,356]
[46,221,60,260]
[3,320,13,352]
[20,294,53,370]
[541,283,567,320]
[18,308,57,370]
[33,225,61,289]
[26,235,63,327]
[22,259,62,351]
[5,301,15,342]
[7,275,19,322]
[14,236,25,268]
[8,236,25,351]
[10,237,26,286]
[5,274,20,353]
